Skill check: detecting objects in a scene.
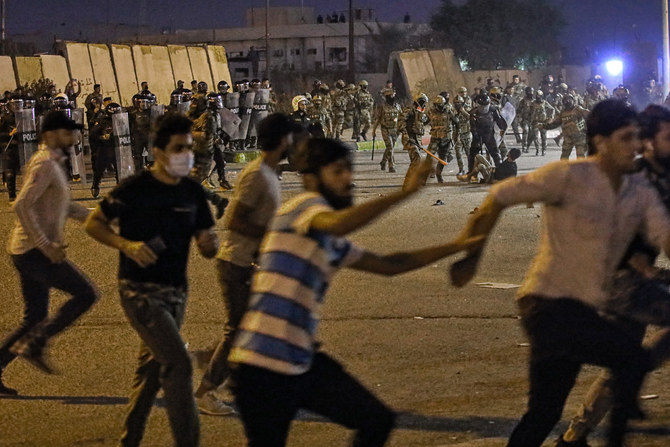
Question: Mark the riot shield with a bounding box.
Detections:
[248,88,271,139]
[238,91,256,142]
[219,108,242,139]
[495,102,516,147]
[177,101,190,116]
[15,109,38,166]
[112,112,134,181]
[70,108,87,184]
[224,92,240,140]
[147,104,165,163]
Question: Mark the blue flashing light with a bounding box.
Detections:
[605,59,623,76]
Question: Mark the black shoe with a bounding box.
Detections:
[215,197,229,220]
[91,186,100,198]
[0,378,17,396]
[219,180,233,191]
[10,337,57,375]
[555,435,590,447]
[388,167,396,173]
[361,132,367,141]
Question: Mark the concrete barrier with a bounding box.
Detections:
[428,49,466,97]
[110,44,139,107]
[187,46,214,92]
[207,45,232,86]
[168,45,194,89]
[0,56,17,93]
[132,45,175,105]
[39,55,70,94]
[62,42,96,102]
[14,57,43,86]
[88,44,121,104]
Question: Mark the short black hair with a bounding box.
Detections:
[508,148,521,160]
[257,113,303,152]
[94,84,100,89]
[586,99,637,155]
[638,104,670,140]
[298,138,351,174]
[153,113,193,150]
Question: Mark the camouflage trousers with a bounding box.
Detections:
[358,109,371,135]
[560,132,587,160]
[380,128,398,170]
[454,133,471,171]
[333,110,345,139]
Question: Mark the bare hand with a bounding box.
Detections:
[121,241,158,268]
[196,229,219,258]
[41,242,67,263]
[402,156,432,193]
[449,249,483,288]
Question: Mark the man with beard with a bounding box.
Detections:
[0,111,97,393]
[227,140,482,447]
[190,114,302,415]
[450,99,670,447]
[556,104,670,446]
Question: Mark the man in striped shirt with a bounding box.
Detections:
[228,138,482,447]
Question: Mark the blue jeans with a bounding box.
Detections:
[0,249,98,369]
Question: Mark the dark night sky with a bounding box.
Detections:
[15,0,665,62]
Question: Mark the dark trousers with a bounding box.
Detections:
[201,260,253,390]
[0,249,98,369]
[468,129,500,172]
[3,145,18,199]
[230,353,395,447]
[212,145,227,182]
[507,296,651,447]
[92,146,117,188]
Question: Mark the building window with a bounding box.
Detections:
[307,48,317,55]
[290,48,301,56]
[328,47,347,63]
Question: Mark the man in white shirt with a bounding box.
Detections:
[451,99,670,447]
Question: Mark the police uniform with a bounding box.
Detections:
[128,106,151,172]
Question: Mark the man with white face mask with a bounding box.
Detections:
[85,113,218,447]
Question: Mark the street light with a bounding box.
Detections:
[605,59,623,76]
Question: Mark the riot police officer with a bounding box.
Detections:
[128,94,151,171]
[90,103,121,198]
[1,97,21,201]
[467,93,506,173]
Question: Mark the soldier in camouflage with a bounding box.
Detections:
[451,95,471,176]
[516,86,535,153]
[528,90,556,156]
[344,83,357,136]
[354,80,375,141]
[372,87,402,173]
[307,95,331,137]
[427,95,456,182]
[331,80,348,139]
[457,86,473,112]
[541,94,589,159]
[400,93,430,172]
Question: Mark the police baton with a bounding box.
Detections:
[371,135,376,160]
[1,132,15,154]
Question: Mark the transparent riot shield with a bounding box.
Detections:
[224,92,240,141]
[248,88,270,139]
[112,112,134,180]
[495,102,516,147]
[219,108,242,140]
[69,109,87,184]
[15,109,38,166]
[147,104,165,163]
[177,101,190,116]
[238,91,256,142]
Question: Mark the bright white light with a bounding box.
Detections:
[606,59,623,76]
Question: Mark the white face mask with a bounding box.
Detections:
[164,151,194,178]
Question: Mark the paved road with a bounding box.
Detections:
[1,140,669,446]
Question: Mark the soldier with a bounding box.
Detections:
[457,86,473,111]
[310,79,322,98]
[344,83,357,136]
[516,86,535,153]
[541,93,589,160]
[331,80,348,139]
[528,90,556,156]
[191,92,232,190]
[1,97,20,202]
[128,94,151,172]
[451,95,472,177]
[507,74,526,99]
[427,95,456,183]
[584,78,603,111]
[84,84,102,127]
[307,95,331,138]
[612,85,632,107]
[354,80,375,142]
[372,87,402,173]
[90,103,121,198]
[400,93,430,174]
[462,93,506,179]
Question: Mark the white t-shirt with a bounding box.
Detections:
[217,157,281,267]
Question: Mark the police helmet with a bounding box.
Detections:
[292,95,308,111]
[319,83,329,92]
[197,81,208,94]
[313,79,322,88]
[525,86,535,96]
[250,79,261,89]
[217,80,230,93]
[433,95,447,110]
[170,93,183,106]
[489,86,502,100]
[182,90,193,102]
[457,86,467,96]
[107,102,122,114]
[613,85,630,99]
[207,92,223,109]
[24,99,36,109]
[312,95,323,105]
[138,95,151,110]
[8,97,23,112]
[562,94,576,108]
[475,94,490,106]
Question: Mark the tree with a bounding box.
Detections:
[430,0,565,70]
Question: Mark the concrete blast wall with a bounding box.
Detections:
[111,45,139,107]
[188,46,214,92]
[168,45,194,88]
[0,56,16,93]
[207,45,232,86]
[63,42,96,101]
[15,57,43,86]
[132,45,176,105]
[39,55,70,94]
[89,44,121,104]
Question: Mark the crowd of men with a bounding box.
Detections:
[7,69,670,447]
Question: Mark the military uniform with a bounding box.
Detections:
[516,96,534,153]
[427,105,457,181]
[401,105,429,169]
[528,99,556,156]
[331,87,349,139]
[372,100,402,172]
[191,109,218,182]
[344,86,357,133]
[452,108,472,173]
[307,103,332,138]
[354,87,374,140]
[544,104,589,159]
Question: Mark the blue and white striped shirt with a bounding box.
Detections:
[229,192,363,374]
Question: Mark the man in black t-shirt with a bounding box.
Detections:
[459,148,520,184]
[85,114,218,447]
